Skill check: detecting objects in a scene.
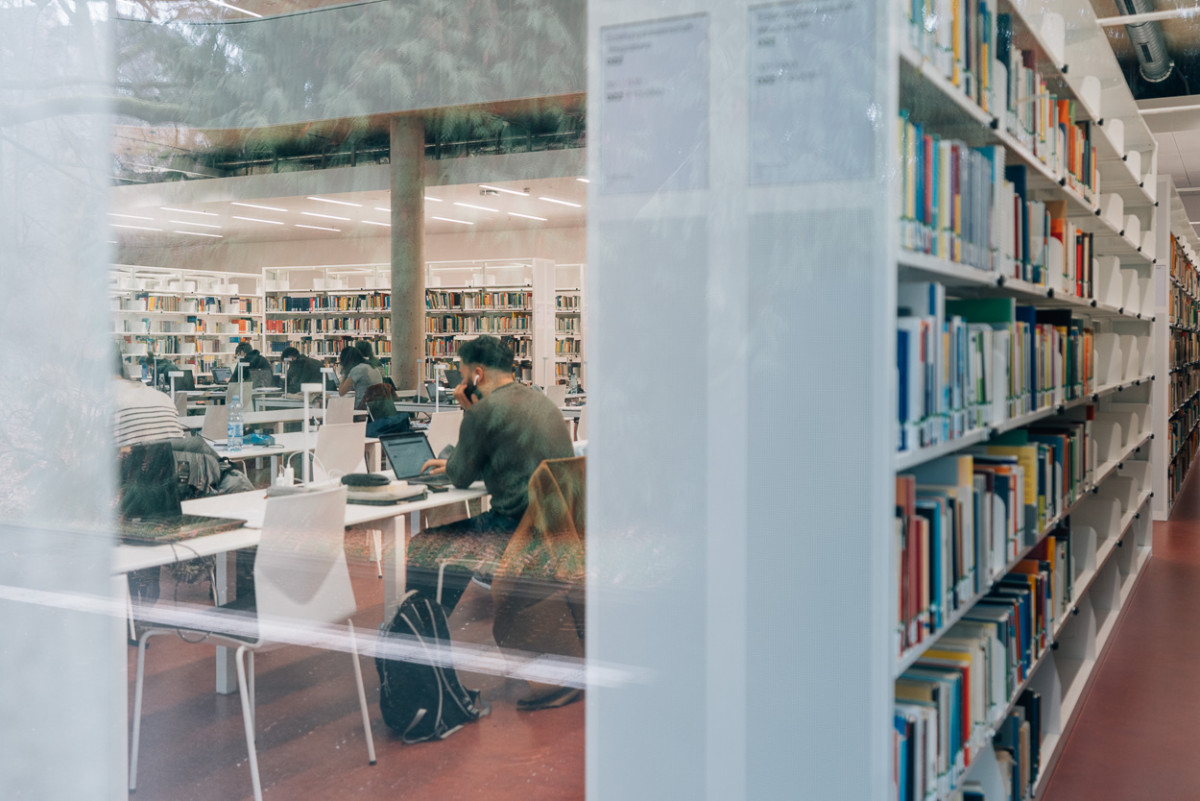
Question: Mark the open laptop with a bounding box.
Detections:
[200,404,230,445]
[117,441,246,544]
[211,366,232,383]
[379,432,454,487]
[423,382,455,404]
[170,369,196,392]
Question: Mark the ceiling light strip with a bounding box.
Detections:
[453,202,499,213]
[295,224,341,232]
[169,220,222,229]
[431,216,474,226]
[232,215,284,225]
[204,0,263,18]
[232,201,287,212]
[538,196,582,208]
[109,212,154,221]
[362,220,392,227]
[307,196,363,208]
[161,207,218,216]
[174,230,223,238]
[111,223,162,231]
[508,212,548,221]
[300,211,351,221]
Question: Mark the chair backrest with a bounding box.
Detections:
[425,410,463,455]
[325,395,355,426]
[173,392,188,416]
[226,376,249,405]
[575,407,587,441]
[253,485,355,645]
[314,421,367,480]
[544,384,567,408]
[250,368,274,389]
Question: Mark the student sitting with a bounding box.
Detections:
[406,336,575,615]
[280,346,324,394]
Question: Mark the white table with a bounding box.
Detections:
[178,407,367,433]
[113,483,487,692]
[211,430,382,478]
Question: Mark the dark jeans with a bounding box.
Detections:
[405,508,523,614]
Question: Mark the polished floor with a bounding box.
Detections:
[126,554,584,801]
[1040,461,1200,800]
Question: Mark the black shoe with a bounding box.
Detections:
[517,686,583,711]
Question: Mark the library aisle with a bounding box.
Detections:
[1040,462,1200,800]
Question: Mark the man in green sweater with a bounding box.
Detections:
[409,335,575,614]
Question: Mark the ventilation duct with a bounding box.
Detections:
[1117,0,1175,83]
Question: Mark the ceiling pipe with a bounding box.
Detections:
[1116,0,1176,83]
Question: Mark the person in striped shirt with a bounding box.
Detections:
[114,350,184,448]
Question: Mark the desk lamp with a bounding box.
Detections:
[300,381,323,483]
[320,367,336,424]
[168,371,183,403]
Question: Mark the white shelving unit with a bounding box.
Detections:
[1163,189,1200,515]
[424,258,555,386]
[892,1,1161,799]
[261,264,391,365]
[554,262,586,388]
[111,264,261,377]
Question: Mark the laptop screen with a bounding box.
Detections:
[381,434,435,479]
[212,366,232,383]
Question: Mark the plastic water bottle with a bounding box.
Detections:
[227,395,245,452]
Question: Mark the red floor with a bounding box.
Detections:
[1040,460,1200,800]
[127,555,584,801]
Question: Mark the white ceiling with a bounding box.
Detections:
[108,175,588,246]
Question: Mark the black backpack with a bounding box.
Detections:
[376,591,489,743]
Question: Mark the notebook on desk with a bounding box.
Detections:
[117,441,246,545]
[379,432,454,487]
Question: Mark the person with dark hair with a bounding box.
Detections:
[280,345,324,394]
[355,339,385,372]
[233,340,271,374]
[337,345,378,404]
[406,334,574,615]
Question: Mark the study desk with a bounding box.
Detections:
[113,483,487,690]
[178,407,367,434]
[212,430,382,480]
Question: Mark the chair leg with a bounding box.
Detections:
[436,561,449,606]
[372,530,383,579]
[247,650,256,732]
[235,646,264,801]
[346,621,377,766]
[126,585,137,643]
[129,630,160,792]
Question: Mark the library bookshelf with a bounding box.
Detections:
[1166,218,1200,512]
[424,259,557,387]
[554,262,587,388]
[261,264,393,363]
[111,265,261,379]
[891,0,1175,799]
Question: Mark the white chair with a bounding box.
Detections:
[575,407,587,441]
[128,485,375,801]
[312,421,367,481]
[325,395,355,425]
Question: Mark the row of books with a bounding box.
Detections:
[555,362,583,381]
[1170,285,1198,329]
[555,340,582,357]
[117,317,258,336]
[902,4,1100,200]
[556,318,581,333]
[897,425,1088,656]
[265,293,391,313]
[288,337,391,359]
[898,118,1000,272]
[425,290,532,311]
[1170,330,1198,365]
[556,295,582,310]
[1170,236,1199,293]
[1171,370,1199,412]
[425,336,532,360]
[115,294,259,314]
[263,317,391,335]
[897,283,1095,453]
[426,314,530,334]
[895,567,1054,801]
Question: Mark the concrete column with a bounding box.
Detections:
[390,115,425,392]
